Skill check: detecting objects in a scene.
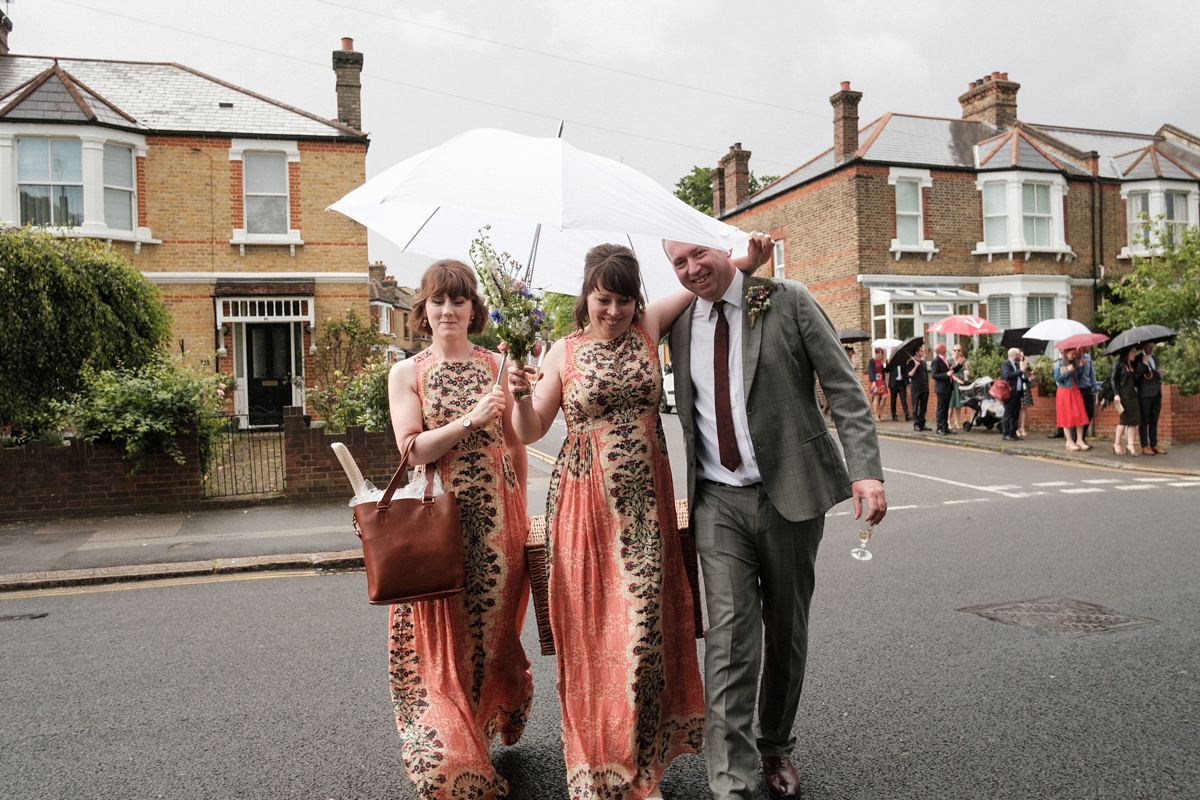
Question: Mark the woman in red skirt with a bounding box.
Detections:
[1053,347,1092,451]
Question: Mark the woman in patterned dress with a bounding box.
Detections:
[387,259,534,799]
[508,241,770,800]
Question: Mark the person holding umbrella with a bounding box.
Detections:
[889,353,910,422]
[1111,346,1144,455]
[999,348,1031,441]
[508,239,773,800]
[931,343,961,435]
[909,344,930,432]
[1138,342,1167,455]
[1053,347,1092,451]
[867,346,888,422]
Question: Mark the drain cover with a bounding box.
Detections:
[958,596,1157,637]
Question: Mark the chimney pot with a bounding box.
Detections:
[991,71,1001,80]
[959,72,1020,129]
[341,37,354,51]
[840,81,851,90]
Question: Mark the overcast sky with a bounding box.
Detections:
[12,0,1200,285]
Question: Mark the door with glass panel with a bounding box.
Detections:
[245,323,292,426]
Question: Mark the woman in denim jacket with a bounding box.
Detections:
[1053,347,1091,451]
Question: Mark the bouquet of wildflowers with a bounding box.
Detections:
[469,227,547,365]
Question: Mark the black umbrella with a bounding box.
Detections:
[1104,324,1178,355]
[885,335,925,373]
[999,326,1047,356]
[837,328,871,343]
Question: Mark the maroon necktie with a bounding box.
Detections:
[713,300,741,472]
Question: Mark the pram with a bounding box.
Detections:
[960,376,1005,432]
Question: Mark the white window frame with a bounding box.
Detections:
[103,142,136,232]
[0,124,157,247]
[888,167,937,260]
[772,239,786,278]
[973,170,1074,261]
[1119,179,1199,258]
[986,295,1011,330]
[1022,182,1052,247]
[1126,190,1150,252]
[979,275,1073,331]
[1025,294,1056,326]
[229,138,303,254]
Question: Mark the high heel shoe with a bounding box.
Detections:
[1112,443,1123,455]
[1127,444,1140,456]
[1066,442,1081,451]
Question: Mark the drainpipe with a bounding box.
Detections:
[1089,151,1101,317]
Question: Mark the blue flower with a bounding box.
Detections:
[490,310,503,323]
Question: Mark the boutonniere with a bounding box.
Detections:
[745,281,783,329]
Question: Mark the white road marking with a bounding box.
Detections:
[1133,477,1173,482]
[1033,481,1072,487]
[943,498,990,505]
[1082,479,1122,484]
[1114,484,1157,491]
[1061,487,1105,494]
[1169,482,1200,488]
[883,468,1029,498]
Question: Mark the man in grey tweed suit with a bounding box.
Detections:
[665,238,887,800]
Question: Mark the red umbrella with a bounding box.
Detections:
[1054,332,1109,351]
[927,314,999,335]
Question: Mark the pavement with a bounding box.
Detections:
[2,419,1197,595]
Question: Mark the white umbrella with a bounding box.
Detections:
[872,337,903,353]
[328,128,749,301]
[1023,318,1090,340]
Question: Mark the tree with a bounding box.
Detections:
[673,166,781,216]
[541,291,577,339]
[0,228,172,435]
[1094,221,1200,394]
[308,308,390,424]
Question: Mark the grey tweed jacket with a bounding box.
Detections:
[668,275,884,523]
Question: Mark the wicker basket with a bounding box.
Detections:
[525,498,704,657]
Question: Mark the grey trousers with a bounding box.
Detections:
[693,481,824,800]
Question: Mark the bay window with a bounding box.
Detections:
[18,138,83,227]
[1120,180,1198,256]
[974,171,1072,260]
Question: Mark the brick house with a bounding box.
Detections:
[0,14,372,427]
[368,262,430,362]
[713,73,1200,361]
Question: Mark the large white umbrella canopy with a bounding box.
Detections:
[328,128,749,301]
[1023,318,1091,340]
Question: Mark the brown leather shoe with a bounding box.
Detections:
[1153,445,1168,455]
[761,756,802,799]
[1143,446,1156,456]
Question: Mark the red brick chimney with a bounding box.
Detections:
[958,72,1020,130]
[830,81,863,164]
[719,143,752,210]
[332,37,364,131]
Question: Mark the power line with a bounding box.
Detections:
[44,0,800,169]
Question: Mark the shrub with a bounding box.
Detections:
[0,228,171,435]
[309,309,389,425]
[330,358,391,433]
[1159,334,1200,396]
[58,356,227,474]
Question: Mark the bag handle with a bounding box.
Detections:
[377,438,438,510]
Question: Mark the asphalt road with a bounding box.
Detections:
[2,436,1197,799]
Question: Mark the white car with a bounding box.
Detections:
[660,369,676,413]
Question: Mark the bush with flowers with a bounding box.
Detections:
[56,355,230,474]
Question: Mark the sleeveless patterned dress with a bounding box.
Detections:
[546,324,704,800]
[388,345,534,799]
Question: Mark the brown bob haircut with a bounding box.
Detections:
[407,259,488,336]
[572,244,646,330]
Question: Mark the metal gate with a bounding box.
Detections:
[200,412,286,499]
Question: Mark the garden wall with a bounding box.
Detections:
[1021,384,1199,441]
[0,431,203,523]
[282,406,401,504]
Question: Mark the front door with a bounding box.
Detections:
[246,323,292,426]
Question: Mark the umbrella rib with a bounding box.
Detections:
[402,207,441,252]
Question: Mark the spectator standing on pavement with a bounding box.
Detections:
[1053,347,1092,451]
[1079,347,1098,445]
[1017,352,1035,438]
[867,347,888,422]
[948,344,969,430]
[909,344,930,432]
[931,343,960,435]
[889,351,910,422]
[386,259,534,798]
[999,348,1030,441]
[1112,347,1143,456]
[1137,342,1167,455]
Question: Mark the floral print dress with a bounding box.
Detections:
[546,324,704,800]
[388,345,534,799]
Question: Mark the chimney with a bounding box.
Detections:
[332,37,364,131]
[830,81,863,164]
[0,11,12,55]
[958,71,1020,130]
[710,165,726,216]
[369,262,385,282]
[720,143,752,210]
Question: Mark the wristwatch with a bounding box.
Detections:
[461,417,472,429]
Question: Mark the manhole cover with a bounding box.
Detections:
[958,596,1157,637]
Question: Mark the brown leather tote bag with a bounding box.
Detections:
[352,442,465,605]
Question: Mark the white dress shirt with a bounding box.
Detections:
[688,270,762,486]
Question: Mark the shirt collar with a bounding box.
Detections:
[698,270,745,317]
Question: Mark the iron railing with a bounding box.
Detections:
[200,411,286,499]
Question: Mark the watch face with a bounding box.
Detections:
[462,418,471,428]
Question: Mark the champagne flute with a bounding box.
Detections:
[851,524,874,561]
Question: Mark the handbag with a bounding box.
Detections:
[1113,395,1124,414]
[989,378,1012,402]
[351,440,465,605]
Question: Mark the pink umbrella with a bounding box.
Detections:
[1054,332,1109,351]
[927,314,999,335]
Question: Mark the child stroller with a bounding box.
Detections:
[960,376,1005,432]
